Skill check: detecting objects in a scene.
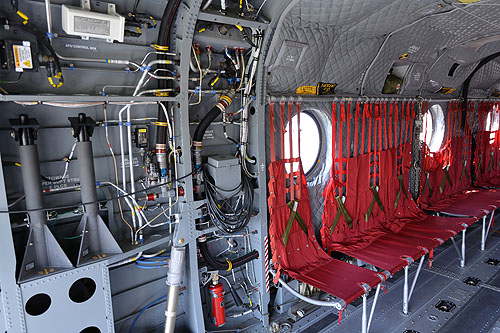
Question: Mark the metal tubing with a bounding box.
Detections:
[481,215,486,251]
[367,284,381,333]
[450,237,463,263]
[267,95,460,103]
[362,294,367,333]
[403,266,409,315]
[44,0,52,36]
[19,145,48,267]
[164,285,179,333]
[164,246,186,333]
[408,256,425,302]
[485,212,494,250]
[269,270,345,309]
[76,141,99,253]
[461,229,466,268]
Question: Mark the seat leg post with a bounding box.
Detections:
[403,265,409,315]
[367,284,381,333]
[461,229,466,268]
[481,215,486,251]
[362,293,367,333]
[408,256,424,302]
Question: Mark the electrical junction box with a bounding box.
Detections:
[61,2,125,43]
[206,155,241,199]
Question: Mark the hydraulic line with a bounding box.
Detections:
[192,90,236,170]
[156,0,182,150]
[198,236,259,271]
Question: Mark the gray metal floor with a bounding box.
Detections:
[265,214,500,333]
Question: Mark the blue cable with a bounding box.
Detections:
[135,263,167,269]
[129,295,167,333]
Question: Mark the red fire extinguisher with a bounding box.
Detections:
[208,279,226,327]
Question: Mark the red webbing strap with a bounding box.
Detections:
[368,102,374,185]
[288,101,295,201]
[410,101,415,139]
[269,102,276,162]
[389,101,394,149]
[338,102,345,195]
[445,102,454,142]
[297,101,302,165]
[279,101,285,160]
[406,101,411,143]
[400,101,406,146]
[346,102,351,158]
[395,102,399,149]
[354,102,360,156]
[383,102,388,150]
[296,101,302,196]
[331,102,337,180]
[377,102,382,181]
[362,103,368,155]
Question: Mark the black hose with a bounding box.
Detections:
[193,106,221,142]
[198,239,259,271]
[156,0,182,145]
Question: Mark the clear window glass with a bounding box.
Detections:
[421,104,445,153]
[485,105,499,143]
[284,112,321,175]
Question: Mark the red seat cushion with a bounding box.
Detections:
[287,258,385,305]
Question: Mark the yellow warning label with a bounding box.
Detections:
[296,85,317,95]
[435,87,456,94]
[12,42,33,72]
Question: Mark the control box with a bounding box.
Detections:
[61,3,125,42]
[206,155,241,199]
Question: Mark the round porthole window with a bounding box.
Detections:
[485,105,499,142]
[421,104,445,153]
[284,112,321,175]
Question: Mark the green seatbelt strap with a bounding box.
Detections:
[459,160,469,183]
[365,186,385,222]
[475,154,482,181]
[330,196,353,235]
[394,175,409,209]
[488,151,494,173]
[282,200,308,247]
[439,167,453,194]
[422,172,433,197]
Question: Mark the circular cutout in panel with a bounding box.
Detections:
[284,112,322,175]
[421,104,445,153]
[69,277,97,303]
[25,293,51,316]
[485,105,500,143]
[80,327,101,333]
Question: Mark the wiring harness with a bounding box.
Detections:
[203,165,254,233]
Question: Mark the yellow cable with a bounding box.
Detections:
[154,121,169,127]
[16,11,28,25]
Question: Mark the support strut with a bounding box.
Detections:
[11,114,72,282]
[69,113,122,266]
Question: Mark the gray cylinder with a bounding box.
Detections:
[164,246,186,333]
[76,141,100,253]
[19,144,48,268]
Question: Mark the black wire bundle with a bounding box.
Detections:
[203,166,254,233]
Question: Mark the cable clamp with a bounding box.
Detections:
[226,259,233,271]
[125,122,132,126]
[46,32,55,39]
[140,64,151,72]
